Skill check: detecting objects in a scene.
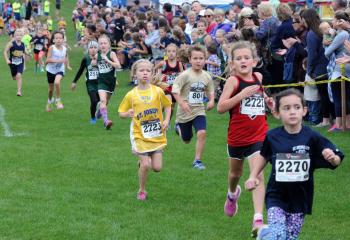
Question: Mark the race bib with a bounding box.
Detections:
[88,70,98,80]
[240,95,265,115]
[35,44,43,51]
[11,57,22,65]
[275,153,310,182]
[98,62,112,74]
[141,119,163,139]
[166,74,176,85]
[188,91,204,104]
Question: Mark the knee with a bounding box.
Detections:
[140,160,150,170]
[54,81,60,87]
[229,169,242,180]
[197,130,206,140]
[152,165,162,172]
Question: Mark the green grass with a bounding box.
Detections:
[0,1,349,239]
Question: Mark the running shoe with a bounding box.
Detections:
[90,118,96,125]
[56,100,64,109]
[224,185,241,217]
[192,160,206,170]
[104,120,113,130]
[328,124,342,132]
[46,103,53,112]
[16,92,22,97]
[256,225,272,240]
[95,102,102,119]
[175,122,181,136]
[251,218,264,238]
[137,191,147,201]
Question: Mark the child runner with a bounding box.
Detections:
[71,41,100,124]
[45,31,71,111]
[118,59,172,201]
[30,28,46,73]
[217,41,273,237]
[95,34,121,130]
[172,44,215,170]
[155,43,183,119]
[3,29,25,96]
[245,88,344,240]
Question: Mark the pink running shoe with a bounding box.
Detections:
[137,191,147,201]
[224,185,241,217]
[251,218,264,238]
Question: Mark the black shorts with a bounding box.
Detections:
[9,64,24,77]
[227,142,263,160]
[177,115,206,142]
[47,71,64,84]
[56,4,61,10]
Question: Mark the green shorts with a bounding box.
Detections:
[86,80,98,93]
[98,77,116,93]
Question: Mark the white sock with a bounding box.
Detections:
[254,213,263,221]
[55,98,61,102]
[227,188,237,199]
[48,98,53,104]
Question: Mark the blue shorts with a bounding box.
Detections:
[9,63,24,77]
[227,142,263,160]
[177,115,206,142]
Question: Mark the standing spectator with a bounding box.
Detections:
[185,11,196,42]
[205,9,216,34]
[113,9,125,45]
[43,0,50,17]
[323,10,350,131]
[13,0,22,21]
[301,9,333,128]
[163,3,173,28]
[25,0,32,20]
[55,0,61,19]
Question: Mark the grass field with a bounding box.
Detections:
[0,1,349,239]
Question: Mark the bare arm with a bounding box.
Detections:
[3,42,12,64]
[245,153,267,190]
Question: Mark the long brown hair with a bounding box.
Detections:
[301,9,322,37]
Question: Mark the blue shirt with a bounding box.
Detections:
[261,126,344,214]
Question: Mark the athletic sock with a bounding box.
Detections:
[254,213,263,221]
[48,98,53,104]
[227,188,238,199]
[55,98,61,103]
[100,107,108,123]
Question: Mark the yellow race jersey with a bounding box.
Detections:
[119,85,172,153]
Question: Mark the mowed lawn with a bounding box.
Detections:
[0,1,349,239]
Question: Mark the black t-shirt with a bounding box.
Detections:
[261,126,344,214]
[113,18,125,43]
[31,36,46,53]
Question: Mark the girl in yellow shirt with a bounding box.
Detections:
[119,59,172,201]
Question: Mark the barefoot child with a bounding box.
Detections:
[172,44,215,170]
[246,88,344,240]
[118,59,171,201]
[217,41,274,237]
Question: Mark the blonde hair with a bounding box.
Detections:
[98,34,111,45]
[258,3,273,18]
[276,3,292,21]
[230,41,258,60]
[131,59,154,79]
[151,72,169,89]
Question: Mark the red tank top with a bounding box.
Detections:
[227,73,268,147]
[161,60,181,92]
